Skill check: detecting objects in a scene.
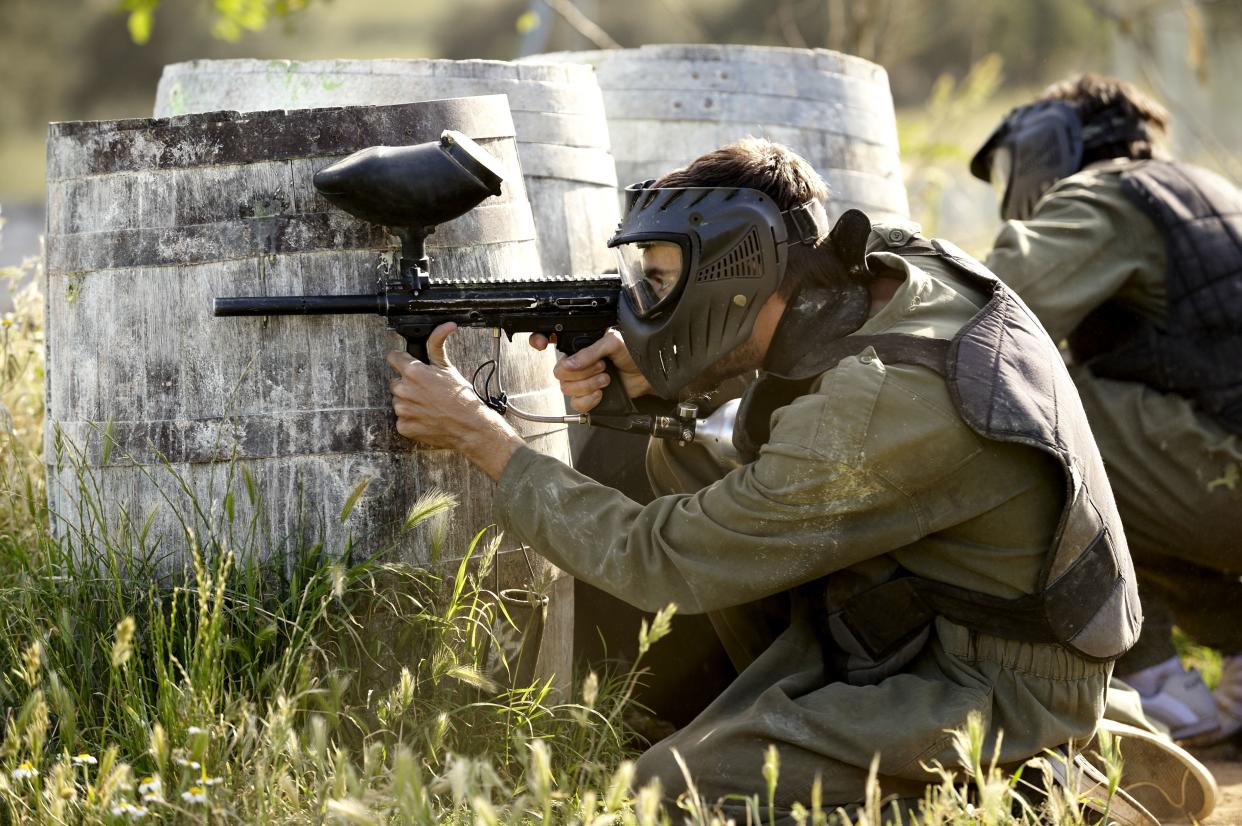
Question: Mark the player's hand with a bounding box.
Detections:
[528,329,652,412]
[388,323,523,480]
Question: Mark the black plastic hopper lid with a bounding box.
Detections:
[439,130,505,197]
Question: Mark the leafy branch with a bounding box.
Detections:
[117,0,316,44]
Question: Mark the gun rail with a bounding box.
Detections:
[214,295,382,316]
[213,278,622,329]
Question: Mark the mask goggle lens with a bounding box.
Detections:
[616,240,685,317]
[989,146,1013,202]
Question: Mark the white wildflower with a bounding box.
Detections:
[10,762,37,780]
[110,802,150,820]
[137,776,161,795]
[71,753,97,766]
[181,785,208,804]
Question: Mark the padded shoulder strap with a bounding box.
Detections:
[839,334,951,376]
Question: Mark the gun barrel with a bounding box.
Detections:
[213,294,383,317]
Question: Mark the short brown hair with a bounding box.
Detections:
[653,138,837,297]
[654,136,828,207]
[1038,73,1170,161]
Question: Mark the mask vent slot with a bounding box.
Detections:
[695,228,763,282]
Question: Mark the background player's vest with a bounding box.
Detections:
[737,237,1142,678]
[1070,159,1242,434]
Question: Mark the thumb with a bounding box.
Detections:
[426,322,458,369]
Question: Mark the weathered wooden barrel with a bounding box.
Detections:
[152,58,620,278]
[150,59,642,505]
[43,96,573,681]
[527,44,909,221]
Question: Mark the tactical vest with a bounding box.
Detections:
[737,238,1142,674]
[1069,159,1242,434]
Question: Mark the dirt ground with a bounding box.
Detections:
[1196,743,1242,825]
[1203,759,1242,825]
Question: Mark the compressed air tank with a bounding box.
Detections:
[527,44,910,220]
[43,96,574,680]
[153,58,620,278]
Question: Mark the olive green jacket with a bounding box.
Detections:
[985,158,1166,341]
[494,224,1108,807]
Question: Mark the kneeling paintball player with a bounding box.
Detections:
[974,74,1242,747]
[387,138,1210,822]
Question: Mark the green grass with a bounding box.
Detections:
[0,427,651,823]
[1175,626,1224,690]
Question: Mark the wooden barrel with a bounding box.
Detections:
[153,58,620,278]
[43,96,573,681]
[526,44,909,221]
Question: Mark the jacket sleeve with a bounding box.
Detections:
[494,358,944,614]
[984,171,1165,342]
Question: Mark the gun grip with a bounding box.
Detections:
[405,336,429,363]
[557,331,635,416]
[595,361,634,416]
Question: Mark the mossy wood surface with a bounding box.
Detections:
[153,58,621,278]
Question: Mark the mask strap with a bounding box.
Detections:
[782,199,828,246]
[1080,108,1151,153]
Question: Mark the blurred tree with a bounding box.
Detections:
[0,0,95,133]
[9,0,1114,107]
[118,0,315,44]
[900,54,1005,246]
[1104,0,1242,179]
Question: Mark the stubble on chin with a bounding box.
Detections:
[679,339,762,401]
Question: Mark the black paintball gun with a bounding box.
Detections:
[213,130,718,443]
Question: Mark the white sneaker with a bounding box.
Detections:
[1039,744,1159,826]
[1093,719,1219,823]
[1184,653,1242,747]
[1120,658,1221,741]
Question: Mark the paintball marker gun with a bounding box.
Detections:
[213,130,713,443]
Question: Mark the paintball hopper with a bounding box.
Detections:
[313,130,505,231]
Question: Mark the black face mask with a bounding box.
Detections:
[971,100,1157,222]
[970,101,1085,221]
[607,183,825,399]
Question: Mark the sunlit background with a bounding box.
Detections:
[2,0,1240,271]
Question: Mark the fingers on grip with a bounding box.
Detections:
[426,322,458,368]
[571,390,604,414]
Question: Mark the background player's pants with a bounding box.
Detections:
[1072,368,1242,672]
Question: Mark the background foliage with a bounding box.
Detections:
[1,0,1238,192]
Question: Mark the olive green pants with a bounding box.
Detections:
[1072,369,1242,672]
[634,617,1108,810]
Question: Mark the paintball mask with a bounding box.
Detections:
[970,101,1085,221]
[972,99,1157,221]
[608,183,826,399]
